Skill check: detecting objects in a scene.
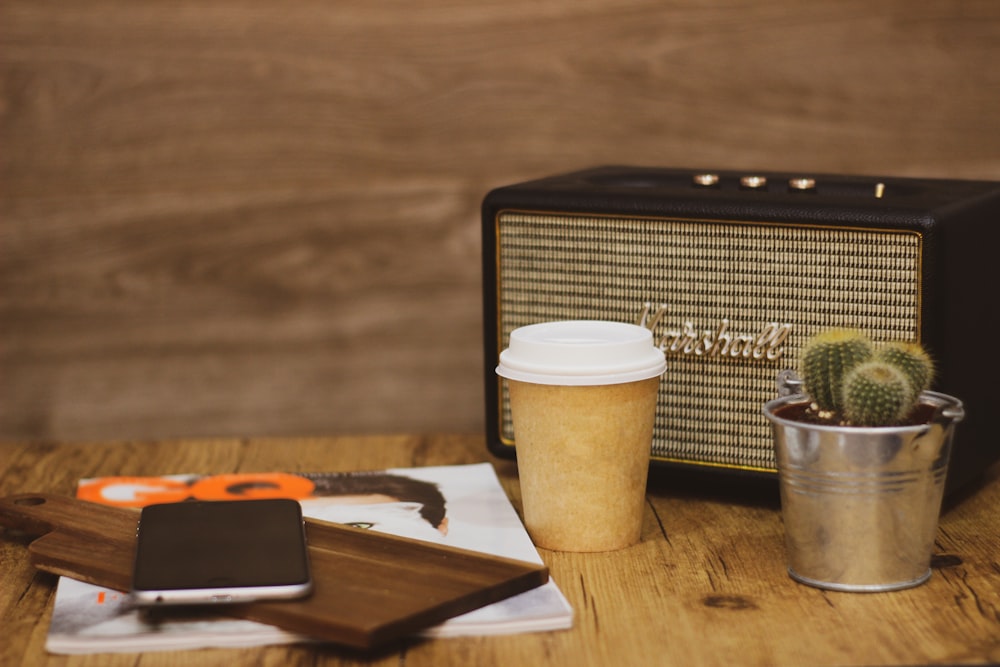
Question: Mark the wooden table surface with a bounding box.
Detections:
[2,434,1000,666]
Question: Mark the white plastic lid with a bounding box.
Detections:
[496,320,667,386]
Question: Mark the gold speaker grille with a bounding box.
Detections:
[496,211,923,471]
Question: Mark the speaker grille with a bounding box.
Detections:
[495,211,923,471]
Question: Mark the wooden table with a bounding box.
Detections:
[3,434,1000,666]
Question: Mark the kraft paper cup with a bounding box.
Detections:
[496,320,666,552]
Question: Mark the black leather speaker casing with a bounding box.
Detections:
[482,166,1000,491]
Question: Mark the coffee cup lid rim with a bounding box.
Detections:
[495,320,666,386]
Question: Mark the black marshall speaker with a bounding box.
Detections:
[482,166,1000,491]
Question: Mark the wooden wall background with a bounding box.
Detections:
[3,1,999,443]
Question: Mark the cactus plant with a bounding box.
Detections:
[796,329,935,426]
[799,329,873,413]
[842,361,913,426]
[875,342,934,399]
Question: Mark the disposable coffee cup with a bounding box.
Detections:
[496,320,666,552]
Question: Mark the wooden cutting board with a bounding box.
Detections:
[0,493,549,649]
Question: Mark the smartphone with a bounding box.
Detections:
[130,498,313,606]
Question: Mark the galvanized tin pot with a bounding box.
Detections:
[763,374,964,592]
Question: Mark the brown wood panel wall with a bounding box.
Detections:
[3,1,999,443]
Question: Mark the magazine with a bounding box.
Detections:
[46,463,573,654]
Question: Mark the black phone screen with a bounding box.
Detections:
[131,498,312,603]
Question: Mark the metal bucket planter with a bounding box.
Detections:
[763,375,964,592]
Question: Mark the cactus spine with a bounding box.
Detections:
[800,329,874,413]
[842,362,913,426]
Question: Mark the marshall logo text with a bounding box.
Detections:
[638,303,792,362]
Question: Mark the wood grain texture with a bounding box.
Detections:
[3,1,1000,441]
[3,435,1000,665]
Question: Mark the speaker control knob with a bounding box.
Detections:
[740,175,768,190]
[788,177,817,192]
